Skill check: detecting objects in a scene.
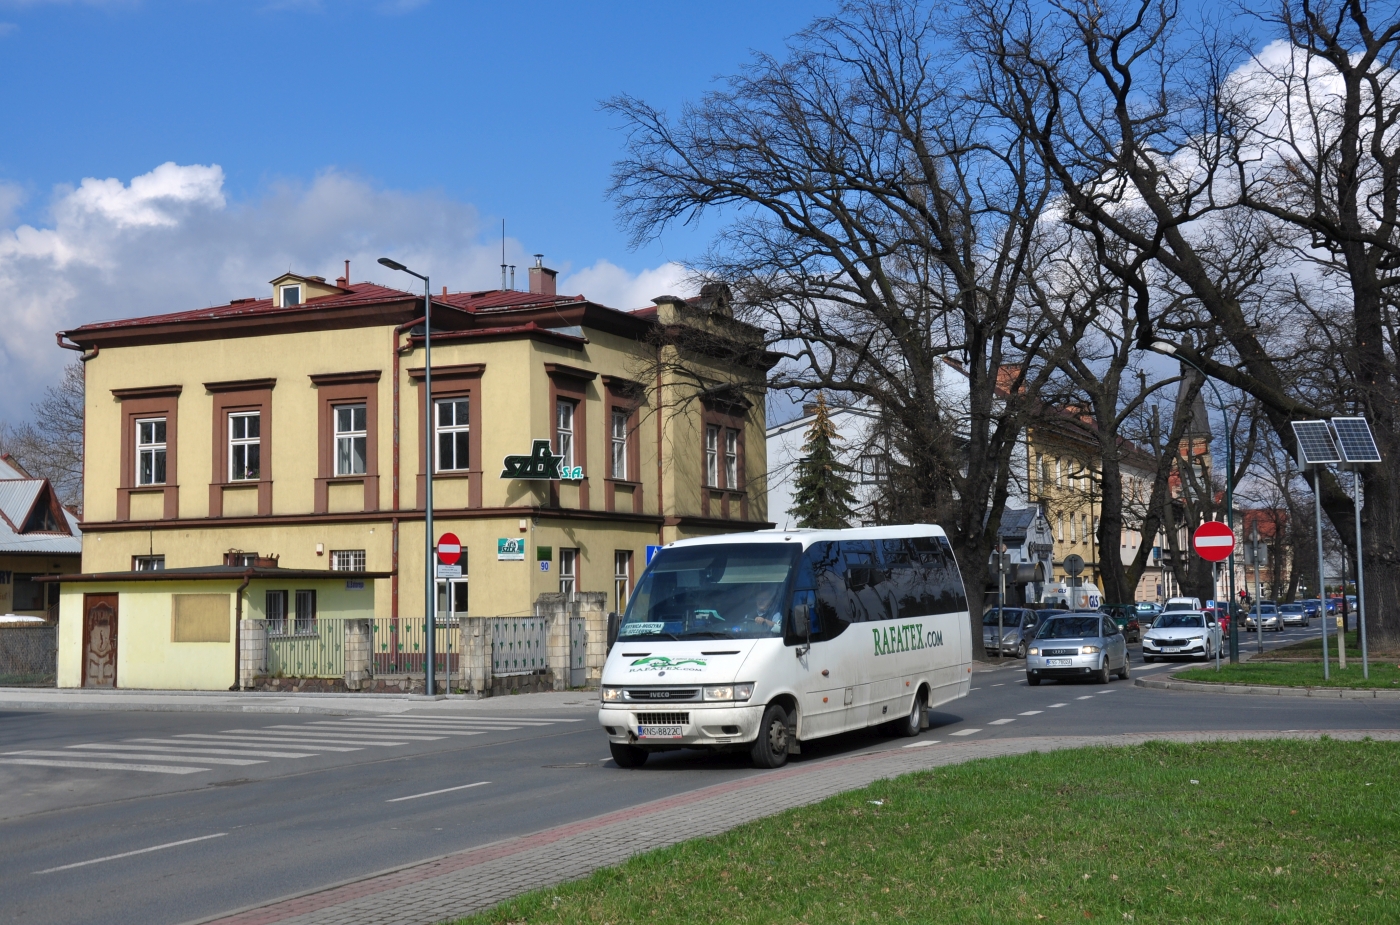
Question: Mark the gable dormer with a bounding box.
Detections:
[19,482,69,535]
[270,273,351,308]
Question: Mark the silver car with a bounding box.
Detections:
[1142,611,1222,662]
[1244,605,1284,632]
[1026,612,1130,686]
[1279,603,1310,627]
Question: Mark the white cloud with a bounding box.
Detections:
[0,162,686,421]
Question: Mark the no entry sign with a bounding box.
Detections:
[436,532,462,565]
[1193,521,1235,562]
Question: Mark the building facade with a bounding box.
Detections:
[0,455,81,619]
[60,265,773,635]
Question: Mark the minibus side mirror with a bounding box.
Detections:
[606,611,620,654]
[789,589,815,658]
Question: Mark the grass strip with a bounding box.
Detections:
[1177,661,1400,689]
[1263,633,1373,660]
[460,739,1400,924]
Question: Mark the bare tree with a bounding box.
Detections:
[1,362,84,510]
[607,0,1067,656]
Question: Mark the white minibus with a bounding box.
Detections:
[598,525,972,769]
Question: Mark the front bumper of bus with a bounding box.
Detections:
[597,703,765,748]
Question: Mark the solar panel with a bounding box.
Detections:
[1331,417,1382,463]
[1292,420,1341,465]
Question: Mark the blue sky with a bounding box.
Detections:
[0,0,832,418]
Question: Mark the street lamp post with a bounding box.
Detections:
[1149,340,1240,664]
[379,257,436,696]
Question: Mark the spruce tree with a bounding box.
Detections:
[790,394,858,529]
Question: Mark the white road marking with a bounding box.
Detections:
[992,683,1005,687]
[12,750,264,766]
[0,758,206,774]
[385,781,491,803]
[949,729,981,736]
[1048,703,1067,708]
[99,743,317,758]
[970,687,981,691]
[255,727,442,742]
[360,716,575,725]
[902,740,940,748]
[305,723,486,737]
[988,719,1016,725]
[1018,710,1043,716]
[212,731,411,746]
[170,736,362,752]
[33,833,226,875]
[1097,690,1116,694]
[1076,696,1095,700]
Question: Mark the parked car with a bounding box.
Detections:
[1135,602,1163,621]
[1280,602,1310,627]
[1142,611,1223,661]
[1163,596,1204,612]
[1203,606,1231,635]
[982,607,1041,658]
[1026,612,1130,686]
[1301,599,1322,617]
[1244,604,1284,632]
[1101,604,1143,642]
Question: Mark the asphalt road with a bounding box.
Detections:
[2,620,1393,925]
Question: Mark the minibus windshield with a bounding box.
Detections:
[617,544,801,641]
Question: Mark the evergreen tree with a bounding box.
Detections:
[790,395,858,529]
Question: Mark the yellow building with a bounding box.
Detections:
[56,263,772,688]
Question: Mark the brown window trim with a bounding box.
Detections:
[701,396,748,520]
[604,377,644,513]
[311,371,381,513]
[206,378,275,517]
[408,363,485,509]
[547,366,592,510]
[114,385,181,521]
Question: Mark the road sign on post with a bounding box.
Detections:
[436,533,461,565]
[1063,554,1085,576]
[1192,521,1234,562]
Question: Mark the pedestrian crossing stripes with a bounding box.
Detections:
[1,714,579,777]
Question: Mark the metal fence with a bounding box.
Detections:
[266,618,346,679]
[491,617,547,677]
[0,625,56,687]
[370,617,458,676]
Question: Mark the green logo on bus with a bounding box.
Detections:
[630,656,708,669]
[873,623,942,656]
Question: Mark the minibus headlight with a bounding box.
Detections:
[704,684,754,702]
[1080,645,1101,655]
[602,686,624,701]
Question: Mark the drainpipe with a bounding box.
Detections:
[229,568,254,691]
[655,344,665,547]
[56,334,98,362]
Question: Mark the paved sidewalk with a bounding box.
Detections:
[0,687,600,716]
[187,727,1400,925]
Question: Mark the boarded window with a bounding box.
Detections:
[171,594,230,643]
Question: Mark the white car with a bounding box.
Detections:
[1162,596,1203,612]
[1142,611,1222,662]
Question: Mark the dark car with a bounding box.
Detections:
[1101,604,1143,643]
[1302,599,1322,617]
[982,607,1042,658]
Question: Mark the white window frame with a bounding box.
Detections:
[294,589,317,635]
[610,410,628,480]
[559,548,577,599]
[133,555,165,572]
[705,425,719,488]
[334,403,368,476]
[724,428,739,489]
[613,550,631,613]
[435,397,470,473]
[330,549,366,572]
[136,417,167,486]
[229,411,261,482]
[556,399,576,468]
[280,284,302,307]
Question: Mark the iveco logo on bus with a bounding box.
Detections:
[872,622,943,657]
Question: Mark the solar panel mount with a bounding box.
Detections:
[1291,420,1341,465]
[1331,416,1382,464]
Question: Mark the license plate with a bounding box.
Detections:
[1047,658,1072,667]
[1164,647,1181,653]
[638,725,682,739]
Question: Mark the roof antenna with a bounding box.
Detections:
[500,219,507,291]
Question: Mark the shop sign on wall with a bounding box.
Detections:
[497,538,526,561]
[500,439,584,481]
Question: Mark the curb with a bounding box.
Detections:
[1134,677,1400,700]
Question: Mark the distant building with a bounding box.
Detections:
[0,455,81,620]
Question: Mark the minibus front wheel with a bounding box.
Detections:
[610,742,649,768]
[750,703,791,769]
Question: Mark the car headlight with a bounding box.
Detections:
[1081,645,1101,654]
[1143,638,1158,647]
[1028,647,1039,656]
[602,686,624,701]
[704,684,754,702]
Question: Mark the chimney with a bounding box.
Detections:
[529,254,557,296]
[336,259,349,289]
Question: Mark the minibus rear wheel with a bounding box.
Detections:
[750,703,791,769]
[610,742,648,768]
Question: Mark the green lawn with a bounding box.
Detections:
[1176,661,1400,689]
[459,740,1400,924]
[1261,632,1369,660]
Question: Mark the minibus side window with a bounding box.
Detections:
[840,540,892,622]
[806,541,852,640]
[907,536,969,616]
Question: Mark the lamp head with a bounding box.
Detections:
[378,257,408,272]
[1149,339,1179,356]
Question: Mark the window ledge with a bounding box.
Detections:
[429,469,477,480]
[324,475,367,484]
[605,478,641,487]
[129,484,175,492]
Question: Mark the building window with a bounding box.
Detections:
[705,425,719,487]
[614,550,632,613]
[266,590,288,636]
[280,285,301,307]
[335,404,368,475]
[1070,515,1077,542]
[136,417,167,486]
[611,410,628,479]
[1055,458,1063,486]
[229,411,261,481]
[857,454,886,484]
[559,548,577,599]
[224,551,259,566]
[725,428,739,488]
[556,399,576,467]
[436,398,470,472]
[1036,453,1046,491]
[1057,514,1065,542]
[1082,514,1091,544]
[331,549,366,572]
[294,589,317,635]
[133,555,165,571]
